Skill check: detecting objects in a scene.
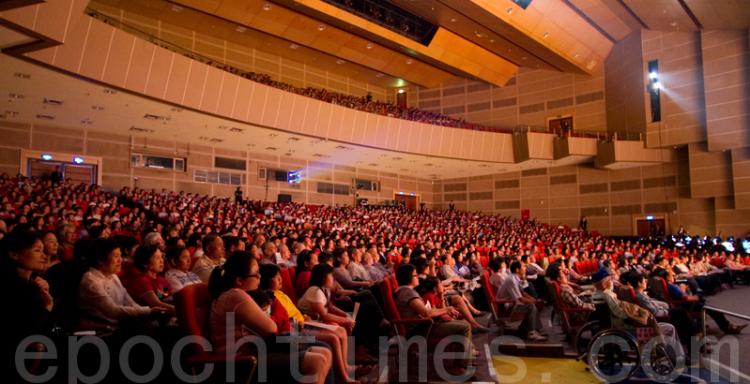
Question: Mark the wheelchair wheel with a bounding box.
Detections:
[640,340,683,381]
[573,320,601,359]
[587,330,639,382]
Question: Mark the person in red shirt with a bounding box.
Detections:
[126,245,175,316]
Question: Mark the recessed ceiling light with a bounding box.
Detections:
[543,32,549,39]
[171,4,183,12]
[375,73,384,78]
[317,24,326,31]
[365,42,373,49]
[670,21,678,27]
[490,39,495,43]
[506,8,513,14]
[289,43,299,49]
[405,58,413,64]
[574,53,580,58]
[521,56,527,60]
[262,3,272,11]
[336,59,345,64]
[450,18,456,22]
[236,26,247,33]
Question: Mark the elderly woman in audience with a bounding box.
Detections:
[78,238,165,330]
[164,244,202,293]
[209,251,331,384]
[126,245,175,315]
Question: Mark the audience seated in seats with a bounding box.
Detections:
[296,263,357,335]
[590,268,684,357]
[546,265,593,324]
[496,261,547,341]
[3,174,750,382]
[623,272,697,349]
[208,250,331,384]
[414,257,487,331]
[393,264,474,375]
[164,244,203,292]
[78,238,165,330]
[259,263,360,383]
[656,268,746,335]
[192,233,225,282]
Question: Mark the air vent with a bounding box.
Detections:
[368,163,377,166]
[199,136,223,143]
[8,93,24,99]
[229,127,243,133]
[91,105,104,111]
[268,133,278,138]
[144,113,169,121]
[284,152,292,157]
[265,147,278,151]
[335,145,353,151]
[287,137,300,142]
[312,153,329,158]
[130,126,155,133]
[4,110,19,117]
[103,88,117,94]
[36,114,55,120]
[81,118,93,125]
[424,163,433,167]
[13,72,30,79]
[392,157,402,160]
[43,97,63,106]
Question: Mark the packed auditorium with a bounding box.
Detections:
[1,0,749,383]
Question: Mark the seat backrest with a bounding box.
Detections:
[388,274,398,291]
[481,271,494,302]
[175,283,212,355]
[648,277,669,302]
[379,279,408,336]
[280,268,298,304]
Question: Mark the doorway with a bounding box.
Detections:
[28,159,97,185]
[635,217,666,237]
[395,194,418,210]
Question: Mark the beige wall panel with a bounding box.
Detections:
[550,207,578,219]
[138,177,173,191]
[468,180,493,192]
[51,16,88,74]
[79,20,114,80]
[213,184,236,198]
[87,131,129,143]
[176,181,212,196]
[188,153,212,167]
[31,134,84,153]
[261,86,285,128]
[162,54,193,105]
[198,69,224,114]
[102,158,130,175]
[245,186,267,201]
[182,61,209,110]
[102,175,131,190]
[124,38,155,93]
[0,147,20,165]
[87,140,130,158]
[313,102,333,139]
[468,200,493,212]
[214,71,240,119]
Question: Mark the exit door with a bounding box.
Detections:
[28,159,97,185]
[636,218,666,237]
[395,194,418,210]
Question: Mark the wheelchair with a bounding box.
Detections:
[574,302,683,382]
